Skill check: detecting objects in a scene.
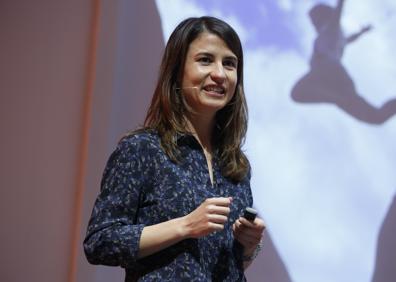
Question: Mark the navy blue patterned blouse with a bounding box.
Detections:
[84,130,253,281]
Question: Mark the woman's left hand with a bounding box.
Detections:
[232,216,265,255]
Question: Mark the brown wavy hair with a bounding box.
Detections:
[144,16,249,182]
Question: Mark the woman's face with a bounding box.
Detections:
[181,32,238,116]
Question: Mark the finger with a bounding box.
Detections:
[234,221,264,241]
[235,225,263,240]
[238,217,256,228]
[241,225,264,239]
[207,205,230,216]
[208,214,228,224]
[208,222,225,232]
[241,230,263,242]
[232,219,242,230]
[235,232,262,246]
[205,197,232,206]
[234,232,258,248]
[239,217,266,231]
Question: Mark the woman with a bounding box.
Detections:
[84,16,265,281]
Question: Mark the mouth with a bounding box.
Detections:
[202,84,226,96]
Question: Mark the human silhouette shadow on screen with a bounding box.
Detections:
[245,229,292,282]
[291,0,396,124]
[371,194,396,282]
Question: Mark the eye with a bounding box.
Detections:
[197,56,212,65]
[223,58,237,69]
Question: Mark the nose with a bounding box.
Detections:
[210,63,226,83]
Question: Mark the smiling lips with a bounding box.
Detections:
[203,84,226,96]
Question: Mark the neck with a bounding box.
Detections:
[185,112,215,152]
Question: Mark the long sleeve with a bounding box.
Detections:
[83,136,152,269]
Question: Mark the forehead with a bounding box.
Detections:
[187,32,237,58]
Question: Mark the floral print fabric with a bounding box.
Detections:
[84,130,253,281]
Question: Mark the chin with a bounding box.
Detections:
[199,102,228,113]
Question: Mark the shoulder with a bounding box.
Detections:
[119,129,161,152]
[106,129,162,167]
[103,129,162,178]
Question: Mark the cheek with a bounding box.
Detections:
[228,71,237,84]
[183,73,203,88]
[229,76,238,93]
[228,81,238,102]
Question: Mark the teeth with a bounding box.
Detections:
[205,86,224,93]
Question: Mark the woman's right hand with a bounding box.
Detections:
[137,197,231,258]
[182,197,232,238]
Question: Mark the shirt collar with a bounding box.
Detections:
[175,132,201,149]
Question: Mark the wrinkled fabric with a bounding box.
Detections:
[84,130,253,281]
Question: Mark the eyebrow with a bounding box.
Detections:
[195,52,238,62]
[224,56,238,64]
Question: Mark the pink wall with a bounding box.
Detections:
[0,0,94,281]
